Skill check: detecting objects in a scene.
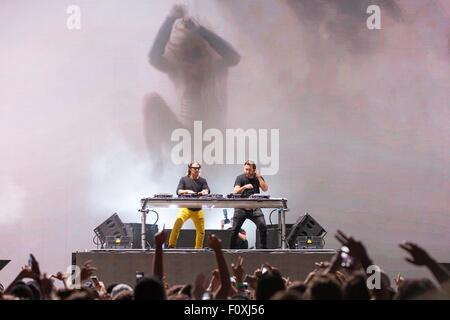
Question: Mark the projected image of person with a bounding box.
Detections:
[143,4,240,168]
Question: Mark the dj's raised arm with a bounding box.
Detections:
[233,161,268,195]
[230,160,268,249]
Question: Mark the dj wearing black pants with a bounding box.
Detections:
[230,160,269,249]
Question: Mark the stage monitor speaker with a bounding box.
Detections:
[124,223,158,249]
[296,236,325,249]
[256,224,293,249]
[104,236,132,249]
[94,213,128,248]
[286,213,327,249]
[164,229,232,249]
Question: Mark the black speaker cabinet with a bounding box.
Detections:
[124,223,158,249]
[164,229,232,249]
[94,213,127,246]
[256,224,293,249]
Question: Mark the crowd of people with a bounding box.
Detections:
[1,229,449,301]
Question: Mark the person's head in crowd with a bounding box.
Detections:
[26,280,42,300]
[56,288,77,300]
[10,282,34,300]
[111,283,133,300]
[66,288,96,300]
[106,282,119,295]
[134,276,167,300]
[270,289,303,300]
[168,284,192,299]
[374,271,395,300]
[168,293,190,300]
[167,284,183,296]
[113,290,134,300]
[306,274,343,300]
[255,271,286,300]
[288,281,307,297]
[231,293,251,300]
[394,278,438,300]
[81,280,100,299]
[343,273,371,300]
[179,284,192,298]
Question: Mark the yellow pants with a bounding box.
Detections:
[168,208,205,249]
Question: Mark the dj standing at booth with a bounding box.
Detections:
[230,160,269,249]
[168,161,210,249]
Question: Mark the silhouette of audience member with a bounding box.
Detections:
[134,276,167,300]
[395,278,439,300]
[306,274,343,300]
[255,272,286,300]
[343,273,371,300]
[3,229,449,301]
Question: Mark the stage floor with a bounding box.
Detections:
[73,249,336,287]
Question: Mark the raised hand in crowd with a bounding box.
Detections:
[208,269,220,295]
[244,267,263,292]
[51,271,70,289]
[335,230,373,270]
[231,256,245,285]
[394,273,405,288]
[5,254,41,294]
[208,234,232,299]
[39,273,56,300]
[154,230,167,280]
[19,265,38,280]
[399,242,449,284]
[193,273,207,300]
[80,260,97,283]
[262,262,282,277]
[304,268,319,286]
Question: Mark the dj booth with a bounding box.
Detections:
[94,194,327,251]
[139,194,290,249]
[81,194,334,286]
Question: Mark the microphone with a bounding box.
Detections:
[223,209,230,225]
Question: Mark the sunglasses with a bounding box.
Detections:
[190,166,201,170]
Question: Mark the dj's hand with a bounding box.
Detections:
[199,190,209,196]
[244,184,253,190]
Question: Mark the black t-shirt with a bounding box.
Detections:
[234,174,264,198]
[177,176,210,211]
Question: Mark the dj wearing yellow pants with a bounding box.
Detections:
[168,161,210,249]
